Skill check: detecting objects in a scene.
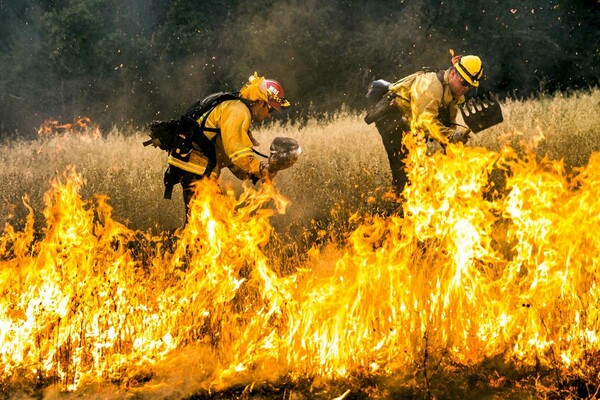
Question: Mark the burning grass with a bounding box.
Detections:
[1,89,600,399]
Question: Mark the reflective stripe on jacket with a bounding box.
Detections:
[389,69,465,143]
[167,99,262,179]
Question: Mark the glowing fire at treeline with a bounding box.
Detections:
[37,117,102,140]
[1,133,599,393]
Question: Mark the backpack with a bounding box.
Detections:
[364,68,452,128]
[143,91,242,154]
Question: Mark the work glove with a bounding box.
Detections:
[254,137,302,183]
[259,161,278,180]
[449,128,471,145]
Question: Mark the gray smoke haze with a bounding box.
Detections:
[0,0,598,137]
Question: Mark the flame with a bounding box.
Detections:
[1,132,600,395]
[37,117,102,140]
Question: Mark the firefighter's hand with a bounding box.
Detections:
[449,128,471,144]
[259,161,278,180]
[268,137,302,171]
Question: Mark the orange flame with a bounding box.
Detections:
[1,135,599,395]
[37,117,102,140]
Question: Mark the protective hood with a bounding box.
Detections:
[239,72,270,103]
[239,72,290,111]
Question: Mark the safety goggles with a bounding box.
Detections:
[460,77,472,87]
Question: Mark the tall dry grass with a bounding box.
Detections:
[470,89,600,167]
[0,89,599,399]
[1,89,599,234]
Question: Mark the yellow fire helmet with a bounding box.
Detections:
[453,55,483,87]
[240,72,290,111]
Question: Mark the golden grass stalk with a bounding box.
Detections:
[1,89,599,232]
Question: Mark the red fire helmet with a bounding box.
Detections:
[263,79,291,111]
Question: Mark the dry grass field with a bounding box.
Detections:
[1,89,600,399]
[2,89,598,234]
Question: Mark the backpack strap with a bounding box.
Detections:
[191,92,251,177]
[435,70,446,86]
[432,70,453,128]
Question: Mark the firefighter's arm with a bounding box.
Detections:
[410,77,454,144]
[220,102,272,181]
[446,103,472,144]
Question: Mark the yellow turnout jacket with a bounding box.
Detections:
[167,100,263,180]
[388,69,465,143]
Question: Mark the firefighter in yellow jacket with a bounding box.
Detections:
[366,54,483,194]
[165,73,291,222]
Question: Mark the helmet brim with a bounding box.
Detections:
[456,62,481,87]
[268,98,290,112]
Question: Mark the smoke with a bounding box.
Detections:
[0,0,598,137]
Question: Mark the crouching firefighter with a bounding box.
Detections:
[364,54,484,195]
[146,73,299,225]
